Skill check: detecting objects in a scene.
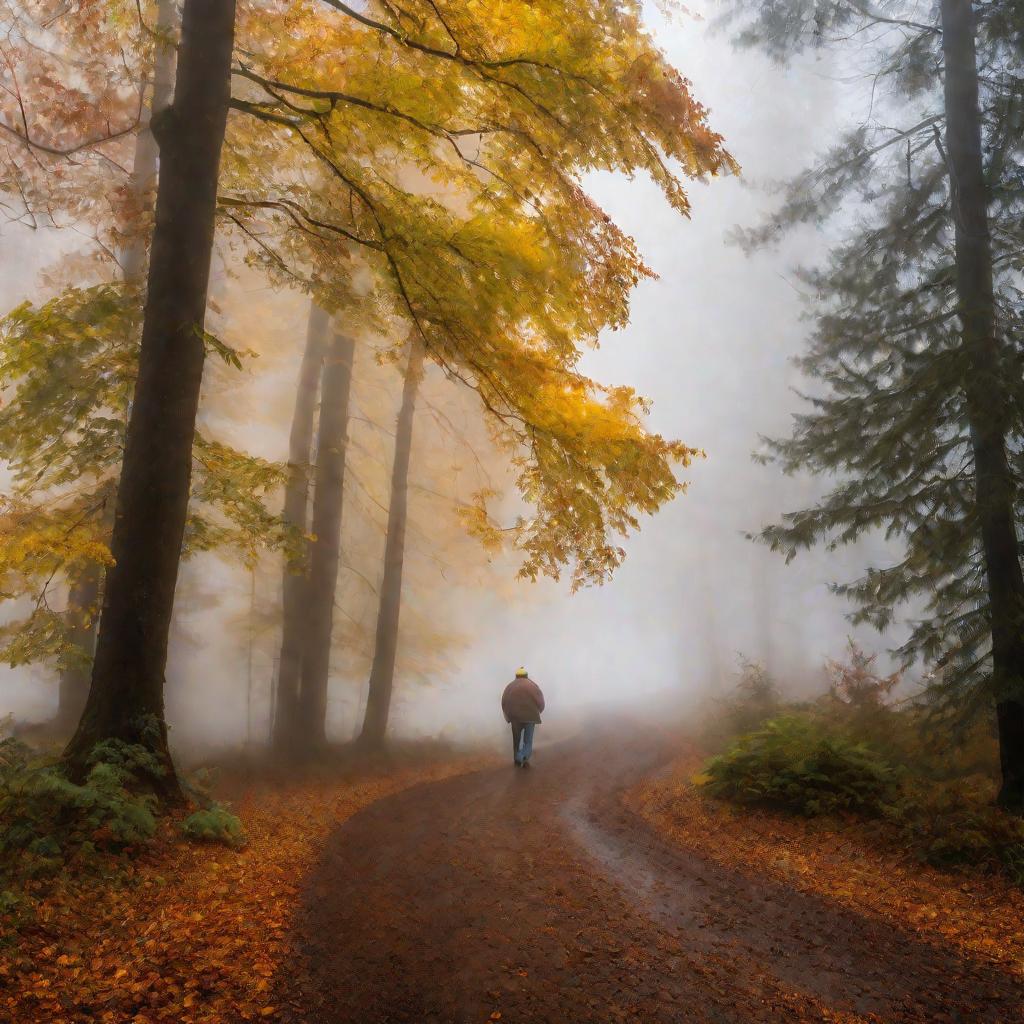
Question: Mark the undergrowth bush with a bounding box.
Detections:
[703,715,898,816]
[181,805,245,848]
[718,658,782,739]
[892,777,1024,885]
[1,731,247,886]
[0,736,159,879]
[699,641,1023,885]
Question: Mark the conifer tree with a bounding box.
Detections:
[724,0,1024,808]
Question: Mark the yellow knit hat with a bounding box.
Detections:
[515,667,528,677]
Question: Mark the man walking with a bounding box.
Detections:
[501,667,545,768]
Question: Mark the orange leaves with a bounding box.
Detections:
[628,748,1024,975]
[1,752,492,1023]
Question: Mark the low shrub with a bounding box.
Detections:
[180,805,245,848]
[697,643,1022,885]
[891,777,1024,884]
[703,715,898,816]
[0,736,160,878]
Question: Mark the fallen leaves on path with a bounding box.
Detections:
[0,750,493,1023]
[628,748,1024,979]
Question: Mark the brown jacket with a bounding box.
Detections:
[501,676,545,724]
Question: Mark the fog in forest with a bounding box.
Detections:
[7,1,1024,1015]
[0,3,904,753]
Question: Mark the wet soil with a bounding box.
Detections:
[271,727,1024,1023]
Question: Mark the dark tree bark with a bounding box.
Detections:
[55,0,177,730]
[273,303,329,753]
[941,0,1024,811]
[359,342,424,749]
[63,0,236,796]
[294,326,356,749]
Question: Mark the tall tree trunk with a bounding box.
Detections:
[294,326,356,749]
[941,0,1024,811]
[63,0,236,795]
[56,0,177,730]
[696,558,724,693]
[273,303,329,753]
[359,341,424,749]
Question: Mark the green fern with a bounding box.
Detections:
[180,805,245,848]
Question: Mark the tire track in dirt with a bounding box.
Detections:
[270,726,1023,1023]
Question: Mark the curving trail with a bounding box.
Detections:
[271,728,1024,1023]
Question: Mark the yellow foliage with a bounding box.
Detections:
[223,0,733,586]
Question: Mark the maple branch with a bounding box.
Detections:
[217,193,382,251]
[228,96,300,128]
[0,114,141,158]
[316,0,608,83]
[231,73,579,454]
[233,63,506,141]
[29,496,109,615]
[313,0,602,138]
[222,212,312,288]
[233,64,547,216]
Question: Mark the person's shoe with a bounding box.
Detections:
[514,760,522,768]
[521,760,531,769]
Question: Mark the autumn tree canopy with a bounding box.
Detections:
[224,0,735,588]
[1,0,732,785]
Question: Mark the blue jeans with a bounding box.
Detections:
[511,722,535,764]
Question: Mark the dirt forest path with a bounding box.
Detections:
[270,726,1024,1024]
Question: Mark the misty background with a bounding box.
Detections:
[0,2,906,750]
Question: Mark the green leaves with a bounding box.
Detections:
[0,284,291,670]
[189,435,296,567]
[195,325,255,371]
[0,736,160,876]
[703,715,899,818]
[180,805,246,848]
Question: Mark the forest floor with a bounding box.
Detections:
[269,722,1024,1024]
[4,725,1024,1023]
[0,744,495,1024]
